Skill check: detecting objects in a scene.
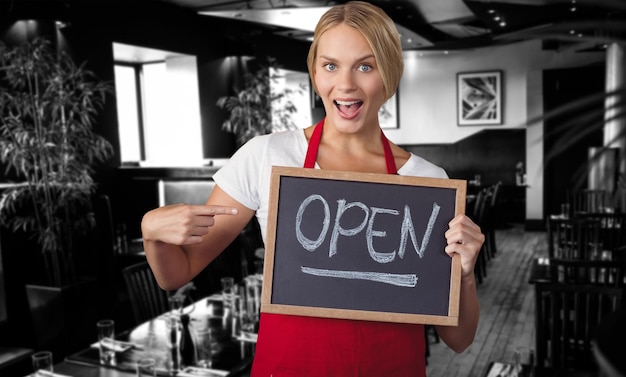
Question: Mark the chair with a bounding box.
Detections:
[576,212,626,257]
[549,258,626,287]
[547,216,602,260]
[534,282,623,375]
[486,181,502,258]
[122,261,171,325]
[568,189,612,215]
[472,188,490,283]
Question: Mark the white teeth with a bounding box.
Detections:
[335,100,361,106]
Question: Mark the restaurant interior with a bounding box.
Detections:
[0,0,625,376]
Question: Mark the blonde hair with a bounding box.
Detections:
[307,1,403,101]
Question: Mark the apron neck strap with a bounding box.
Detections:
[304,118,398,174]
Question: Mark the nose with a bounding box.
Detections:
[336,70,357,92]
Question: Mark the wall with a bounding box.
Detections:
[385,39,604,225]
[387,39,603,145]
[0,2,607,227]
[404,129,525,184]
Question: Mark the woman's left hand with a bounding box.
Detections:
[444,214,485,278]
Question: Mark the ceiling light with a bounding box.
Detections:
[499,21,506,27]
[200,7,331,34]
[488,9,495,13]
[494,16,501,21]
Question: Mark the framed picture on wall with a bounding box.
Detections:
[457,71,503,126]
[380,92,399,129]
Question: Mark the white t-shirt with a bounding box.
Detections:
[212,129,448,244]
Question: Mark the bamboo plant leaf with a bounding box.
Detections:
[0,38,113,286]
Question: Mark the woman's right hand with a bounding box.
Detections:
[141,203,239,246]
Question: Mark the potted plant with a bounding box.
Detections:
[216,57,302,146]
[0,38,113,353]
[0,38,113,286]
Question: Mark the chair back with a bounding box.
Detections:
[473,188,492,228]
[550,258,626,286]
[576,212,626,256]
[547,216,601,260]
[568,189,612,215]
[534,282,623,374]
[122,261,171,325]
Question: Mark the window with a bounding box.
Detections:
[114,65,141,162]
[114,44,312,167]
[270,67,311,130]
[113,44,202,166]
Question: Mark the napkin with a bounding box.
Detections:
[486,362,510,377]
[236,331,258,343]
[90,339,140,352]
[177,366,229,376]
[34,371,73,377]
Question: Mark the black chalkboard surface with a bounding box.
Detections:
[261,167,466,325]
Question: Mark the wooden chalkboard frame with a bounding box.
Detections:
[261,166,466,326]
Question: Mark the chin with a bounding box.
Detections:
[327,113,365,133]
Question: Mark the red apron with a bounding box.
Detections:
[251,119,426,377]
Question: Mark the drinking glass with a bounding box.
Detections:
[97,319,116,364]
[32,351,53,376]
[194,327,213,368]
[136,358,157,377]
[221,276,237,332]
[241,276,261,336]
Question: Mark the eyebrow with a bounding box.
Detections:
[318,54,376,62]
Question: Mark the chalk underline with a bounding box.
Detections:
[300,266,418,287]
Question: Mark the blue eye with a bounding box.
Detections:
[358,64,372,72]
[324,63,336,71]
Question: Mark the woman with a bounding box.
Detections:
[141,2,483,375]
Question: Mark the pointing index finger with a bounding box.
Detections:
[193,205,238,216]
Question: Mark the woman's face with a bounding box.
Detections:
[313,23,387,133]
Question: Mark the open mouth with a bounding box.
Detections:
[334,99,363,116]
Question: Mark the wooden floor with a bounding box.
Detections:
[426,224,548,377]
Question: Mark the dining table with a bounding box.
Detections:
[31,283,260,377]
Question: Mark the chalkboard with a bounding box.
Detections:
[261,166,466,325]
